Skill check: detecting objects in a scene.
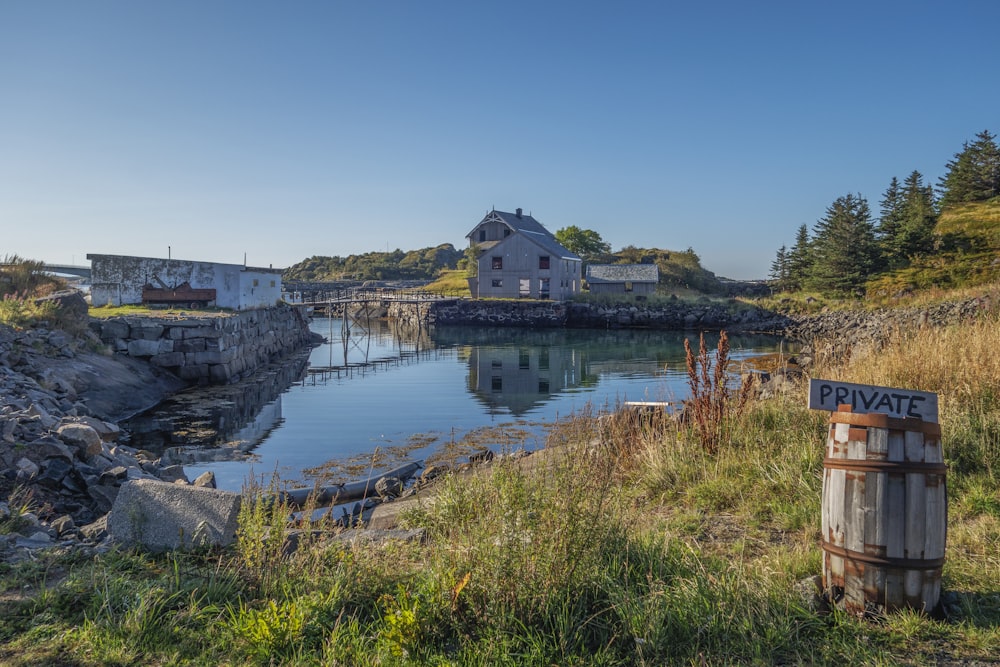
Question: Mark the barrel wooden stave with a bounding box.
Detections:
[821,410,946,615]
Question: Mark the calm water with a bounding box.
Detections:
[125,318,789,491]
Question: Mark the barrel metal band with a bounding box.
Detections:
[828,411,942,437]
[823,458,948,474]
[821,542,945,569]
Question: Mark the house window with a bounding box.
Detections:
[492,359,502,369]
[479,229,486,242]
[538,379,550,393]
[519,349,530,370]
[491,376,503,391]
[492,278,503,288]
[625,281,633,293]
[539,255,550,269]
[539,278,550,299]
[270,280,276,287]
[539,348,549,370]
[492,256,503,270]
[253,279,259,287]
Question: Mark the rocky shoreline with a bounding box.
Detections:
[0,322,188,562]
[0,305,320,563]
[2,294,995,563]
[777,295,995,367]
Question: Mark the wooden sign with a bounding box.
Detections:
[808,378,938,422]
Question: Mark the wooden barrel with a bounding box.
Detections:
[821,408,947,615]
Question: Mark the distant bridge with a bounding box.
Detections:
[0,262,92,279]
[42,264,92,279]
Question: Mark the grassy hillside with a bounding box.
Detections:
[599,246,725,294]
[422,269,471,296]
[283,244,463,282]
[867,198,1000,297]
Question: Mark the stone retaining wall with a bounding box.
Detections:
[386,301,435,328]
[89,304,317,384]
[384,295,996,343]
[425,299,569,327]
[393,298,790,331]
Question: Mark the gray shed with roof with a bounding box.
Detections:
[585,264,659,295]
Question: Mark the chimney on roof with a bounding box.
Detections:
[515,208,522,218]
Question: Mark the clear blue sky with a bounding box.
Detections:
[2,1,998,279]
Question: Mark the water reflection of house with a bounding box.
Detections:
[465,345,585,416]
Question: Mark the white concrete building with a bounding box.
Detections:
[87,254,283,310]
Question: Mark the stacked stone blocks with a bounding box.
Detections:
[91,306,313,385]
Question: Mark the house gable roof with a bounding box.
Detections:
[586,264,660,284]
[465,209,550,239]
[467,209,581,261]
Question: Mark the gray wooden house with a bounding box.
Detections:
[466,209,582,300]
[585,264,659,295]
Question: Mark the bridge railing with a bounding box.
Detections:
[299,286,458,304]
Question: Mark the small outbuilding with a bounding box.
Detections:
[87,253,283,310]
[585,264,659,296]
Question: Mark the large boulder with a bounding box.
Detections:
[108,479,242,551]
[34,289,89,323]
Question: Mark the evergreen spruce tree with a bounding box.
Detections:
[896,170,938,261]
[975,129,1000,200]
[770,245,789,290]
[938,130,1000,205]
[805,194,880,295]
[786,224,812,291]
[878,176,906,268]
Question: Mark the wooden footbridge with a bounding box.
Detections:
[297,286,456,315]
[302,286,456,382]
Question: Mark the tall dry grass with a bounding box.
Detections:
[814,310,1000,412]
[814,310,1000,482]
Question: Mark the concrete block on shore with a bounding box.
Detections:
[108,478,242,551]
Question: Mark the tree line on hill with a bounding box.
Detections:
[284,228,723,293]
[554,234,723,294]
[283,244,464,282]
[770,130,999,296]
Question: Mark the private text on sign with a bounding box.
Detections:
[807,379,938,423]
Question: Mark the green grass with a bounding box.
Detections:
[422,269,471,297]
[88,304,232,318]
[2,302,1000,664]
[866,199,1000,299]
[0,255,69,329]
